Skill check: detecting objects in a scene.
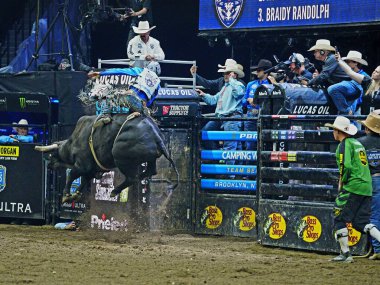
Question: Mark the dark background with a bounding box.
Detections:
[1,0,380,81]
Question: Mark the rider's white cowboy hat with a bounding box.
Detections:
[358,110,380,134]
[218,59,245,78]
[342,50,368,66]
[308,39,335,52]
[325,116,357,136]
[12,119,30,131]
[132,21,156,34]
[217,61,244,78]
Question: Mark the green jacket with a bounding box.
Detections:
[336,138,372,196]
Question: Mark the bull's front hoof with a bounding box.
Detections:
[71,191,82,201]
[62,194,73,203]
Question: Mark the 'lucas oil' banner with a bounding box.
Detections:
[199,0,380,30]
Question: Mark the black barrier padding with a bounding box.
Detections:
[260,151,336,164]
[0,144,45,220]
[258,199,368,254]
[194,192,257,238]
[261,167,339,183]
[149,129,194,232]
[261,183,337,199]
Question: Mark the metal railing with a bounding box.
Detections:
[97,58,197,89]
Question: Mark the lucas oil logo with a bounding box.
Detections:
[263,213,286,239]
[215,0,243,28]
[0,165,6,192]
[200,205,223,229]
[296,215,322,243]
[233,207,256,231]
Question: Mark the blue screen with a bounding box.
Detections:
[199,0,380,30]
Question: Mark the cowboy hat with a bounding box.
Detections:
[218,59,245,78]
[308,39,335,52]
[218,62,244,78]
[342,50,368,66]
[251,59,272,72]
[12,119,30,131]
[325,116,357,136]
[132,21,156,34]
[358,111,380,134]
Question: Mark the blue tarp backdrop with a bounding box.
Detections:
[199,0,380,30]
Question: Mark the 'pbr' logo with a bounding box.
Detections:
[215,0,243,28]
[0,165,6,192]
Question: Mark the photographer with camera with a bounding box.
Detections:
[284,53,313,85]
[307,39,349,89]
[119,0,152,44]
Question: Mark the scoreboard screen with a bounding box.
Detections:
[199,0,380,31]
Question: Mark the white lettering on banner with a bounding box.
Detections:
[222,151,257,160]
[168,105,189,116]
[214,181,255,189]
[293,105,330,115]
[158,89,195,96]
[90,215,128,231]
[98,75,134,86]
[239,133,257,140]
[0,202,32,213]
[264,5,330,22]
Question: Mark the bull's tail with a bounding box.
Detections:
[146,118,179,190]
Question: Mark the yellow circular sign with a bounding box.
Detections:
[235,207,256,231]
[298,215,322,243]
[201,205,223,229]
[264,213,286,239]
[347,223,361,246]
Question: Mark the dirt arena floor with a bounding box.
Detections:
[0,224,379,285]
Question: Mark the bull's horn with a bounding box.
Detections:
[35,144,59,152]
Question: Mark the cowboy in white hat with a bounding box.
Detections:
[12,119,30,136]
[196,61,245,164]
[0,119,33,144]
[325,115,380,263]
[357,110,380,260]
[127,21,165,72]
[307,39,349,88]
[190,58,245,94]
[327,50,369,115]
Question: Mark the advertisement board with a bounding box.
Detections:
[199,0,380,31]
[0,144,45,219]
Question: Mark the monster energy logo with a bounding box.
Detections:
[19,97,26,109]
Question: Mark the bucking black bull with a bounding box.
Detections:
[35,114,179,204]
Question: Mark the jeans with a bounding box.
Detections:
[243,111,258,151]
[371,176,380,253]
[327,81,361,114]
[202,115,242,165]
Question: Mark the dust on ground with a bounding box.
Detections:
[0,224,379,285]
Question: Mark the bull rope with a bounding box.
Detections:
[88,113,139,171]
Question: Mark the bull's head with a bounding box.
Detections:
[35,143,72,170]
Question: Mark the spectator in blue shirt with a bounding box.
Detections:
[284,53,313,85]
[0,119,34,144]
[243,59,272,150]
[197,61,245,164]
[190,59,245,93]
[328,51,369,115]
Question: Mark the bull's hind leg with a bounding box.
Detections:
[110,163,139,197]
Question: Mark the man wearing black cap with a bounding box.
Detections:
[243,59,272,151]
